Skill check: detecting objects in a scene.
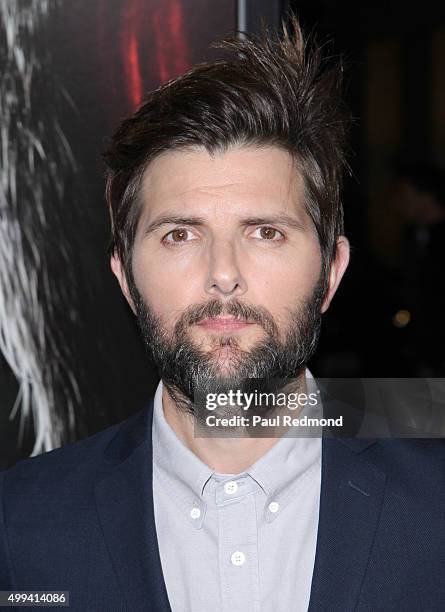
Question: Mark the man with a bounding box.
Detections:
[1,17,444,612]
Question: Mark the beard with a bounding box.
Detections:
[127,273,326,424]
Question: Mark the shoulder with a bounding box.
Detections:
[0,405,149,498]
[367,438,445,468]
[327,437,445,490]
[363,438,445,496]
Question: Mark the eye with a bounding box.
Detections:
[162,227,197,245]
[251,226,285,241]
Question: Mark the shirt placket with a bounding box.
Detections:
[215,476,261,612]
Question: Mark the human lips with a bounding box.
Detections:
[196,316,255,332]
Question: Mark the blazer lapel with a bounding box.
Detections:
[94,401,172,612]
[308,437,387,611]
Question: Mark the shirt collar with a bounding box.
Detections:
[152,370,321,527]
[152,379,215,528]
[247,369,321,501]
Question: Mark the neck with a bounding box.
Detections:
[161,372,308,474]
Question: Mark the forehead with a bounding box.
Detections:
[139,145,306,219]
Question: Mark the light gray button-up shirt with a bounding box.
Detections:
[152,372,322,612]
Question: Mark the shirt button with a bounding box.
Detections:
[190,507,201,519]
[268,501,279,513]
[231,551,246,566]
[224,480,238,495]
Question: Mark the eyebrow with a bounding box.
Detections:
[142,213,307,236]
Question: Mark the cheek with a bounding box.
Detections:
[255,240,322,298]
[131,246,204,321]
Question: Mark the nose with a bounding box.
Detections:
[204,236,247,298]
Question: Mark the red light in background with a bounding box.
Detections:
[151,0,190,86]
[95,0,192,111]
[121,0,144,108]
[126,33,143,108]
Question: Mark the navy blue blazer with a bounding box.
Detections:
[1,399,444,611]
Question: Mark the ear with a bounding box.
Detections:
[110,251,137,315]
[320,236,350,314]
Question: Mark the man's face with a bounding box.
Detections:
[112,145,349,412]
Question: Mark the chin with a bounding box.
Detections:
[211,351,243,371]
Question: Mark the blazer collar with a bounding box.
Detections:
[308,436,386,610]
[95,400,172,612]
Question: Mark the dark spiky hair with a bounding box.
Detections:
[103,15,350,288]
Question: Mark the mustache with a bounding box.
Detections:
[175,298,279,338]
